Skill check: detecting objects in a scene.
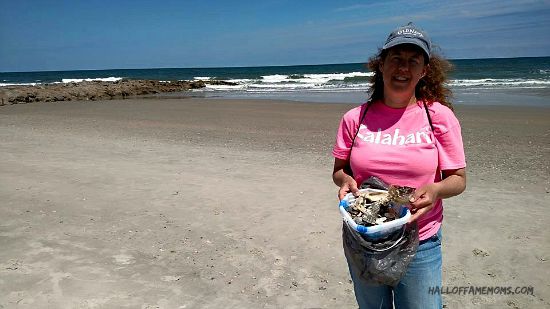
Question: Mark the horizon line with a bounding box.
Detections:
[2,55,549,74]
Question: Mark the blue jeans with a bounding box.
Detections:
[347,229,442,309]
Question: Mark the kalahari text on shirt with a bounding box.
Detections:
[356,125,433,146]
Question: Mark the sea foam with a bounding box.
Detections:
[61,77,123,83]
[0,82,39,87]
[449,78,550,88]
[201,72,373,92]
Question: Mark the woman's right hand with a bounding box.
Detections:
[338,176,359,200]
[333,158,360,200]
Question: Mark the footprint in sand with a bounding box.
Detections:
[472,248,490,257]
[113,253,135,265]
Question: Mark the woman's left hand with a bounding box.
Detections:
[406,168,467,223]
[407,183,441,223]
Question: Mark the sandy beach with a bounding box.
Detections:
[0,98,549,308]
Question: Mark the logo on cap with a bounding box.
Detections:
[397,28,423,38]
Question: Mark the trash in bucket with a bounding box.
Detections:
[339,188,411,240]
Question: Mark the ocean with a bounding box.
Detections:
[2,57,549,106]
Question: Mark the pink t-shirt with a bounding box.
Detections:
[332,100,466,240]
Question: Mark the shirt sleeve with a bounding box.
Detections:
[431,104,467,170]
[332,107,361,160]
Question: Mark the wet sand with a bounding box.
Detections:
[0,98,549,308]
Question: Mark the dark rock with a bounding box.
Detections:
[205,80,238,86]
[0,79,212,105]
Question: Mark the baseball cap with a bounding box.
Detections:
[382,23,431,59]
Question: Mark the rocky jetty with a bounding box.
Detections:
[0,79,237,105]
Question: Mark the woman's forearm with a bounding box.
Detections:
[332,158,353,186]
[435,168,466,199]
[333,168,353,187]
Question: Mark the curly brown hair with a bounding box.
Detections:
[366,47,455,110]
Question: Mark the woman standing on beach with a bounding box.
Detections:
[332,23,467,308]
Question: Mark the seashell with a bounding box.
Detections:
[362,213,377,225]
[365,191,388,203]
[369,202,381,215]
[359,176,389,190]
[355,204,368,214]
[388,185,415,205]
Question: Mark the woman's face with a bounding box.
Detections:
[379,45,428,97]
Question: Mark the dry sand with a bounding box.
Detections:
[0,98,549,308]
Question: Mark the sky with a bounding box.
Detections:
[1,0,550,72]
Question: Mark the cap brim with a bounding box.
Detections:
[383,37,430,58]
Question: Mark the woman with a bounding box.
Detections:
[332,23,466,308]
